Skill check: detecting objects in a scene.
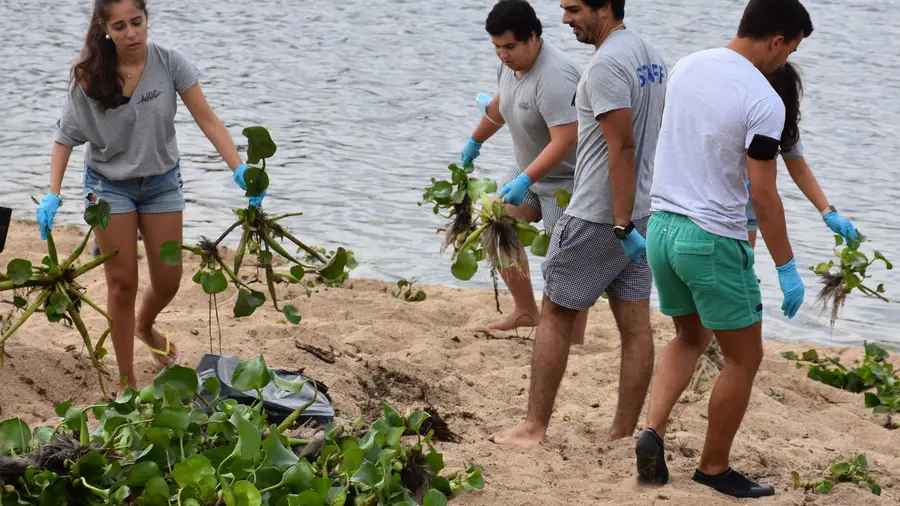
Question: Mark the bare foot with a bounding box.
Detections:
[135,326,180,368]
[488,421,546,447]
[604,427,633,443]
[488,308,540,331]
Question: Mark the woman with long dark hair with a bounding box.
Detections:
[745,62,857,247]
[35,0,263,388]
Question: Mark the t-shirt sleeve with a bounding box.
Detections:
[165,47,201,94]
[53,87,88,147]
[536,66,578,128]
[745,94,785,149]
[781,134,804,160]
[585,57,632,119]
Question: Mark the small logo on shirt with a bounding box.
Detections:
[137,90,162,105]
[518,101,532,111]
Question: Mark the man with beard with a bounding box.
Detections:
[489,0,666,446]
[461,0,582,336]
[636,0,812,498]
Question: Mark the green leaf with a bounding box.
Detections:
[869,483,882,496]
[153,365,199,400]
[423,489,448,506]
[232,355,272,392]
[262,429,299,469]
[431,476,452,496]
[258,250,273,265]
[281,461,316,493]
[425,451,444,475]
[55,397,73,418]
[142,476,170,506]
[201,270,229,295]
[873,251,893,270]
[243,126,278,164]
[0,418,32,455]
[45,292,70,323]
[283,304,302,324]
[110,484,131,505]
[204,377,221,397]
[531,231,551,257]
[408,409,430,433]
[290,265,306,281]
[126,461,163,487]
[7,259,33,285]
[834,234,845,247]
[84,200,111,229]
[12,295,27,308]
[318,248,348,281]
[818,481,834,494]
[172,455,215,487]
[554,188,571,208]
[153,407,190,438]
[516,223,539,247]
[231,414,262,462]
[855,453,868,472]
[467,467,485,489]
[351,462,379,489]
[780,351,799,361]
[385,426,405,447]
[340,448,365,476]
[224,480,263,506]
[273,375,310,394]
[160,240,183,266]
[33,426,54,445]
[286,491,325,506]
[431,181,454,201]
[451,251,478,281]
[234,288,266,317]
[244,167,270,197]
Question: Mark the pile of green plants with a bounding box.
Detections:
[810,233,892,329]
[419,162,568,309]
[790,453,881,496]
[160,127,352,350]
[782,342,898,426]
[0,355,484,505]
[0,201,115,397]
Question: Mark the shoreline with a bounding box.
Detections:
[1,220,898,504]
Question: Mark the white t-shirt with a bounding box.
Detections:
[649,47,786,240]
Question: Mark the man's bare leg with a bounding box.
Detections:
[489,299,577,446]
[570,310,588,346]
[605,297,654,442]
[490,203,543,331]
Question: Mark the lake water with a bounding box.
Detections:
[1,0,897,349]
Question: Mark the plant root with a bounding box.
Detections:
[815,270,848,329]
[441,199,473,254]
[481,216,527,276]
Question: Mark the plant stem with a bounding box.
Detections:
[195,393,216,413]
[66,287,113,357]
[0,287,53,351]
[63,291,109,399]
[214,218,244,247]
[234,229,249,277]
[265,264,279,310]
[269,212,304,223]
[72,250,118,278]
[60,227,96,271]
[454,222,490,260]
[858,284,890,302]
[273,226,327,263]
[0,277,52,292]
[219,259,252,291]
[46,231,59,267]
[287,438,312,446]
[262,233,306,266]
[277,380,318,433]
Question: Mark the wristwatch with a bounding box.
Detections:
[613,222,634,240]
[819,205,836,218]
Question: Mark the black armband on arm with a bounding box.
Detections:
[747,134,780,161]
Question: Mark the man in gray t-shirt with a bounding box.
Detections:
[461,0,580,335]
[490,0,666,448]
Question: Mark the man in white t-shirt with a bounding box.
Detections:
[634,0,813,499]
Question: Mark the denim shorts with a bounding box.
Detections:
[83,164,185,215]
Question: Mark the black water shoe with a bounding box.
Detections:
[635,428,669,485]
[692,467,775,498]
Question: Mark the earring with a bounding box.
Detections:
[105,33,110,39]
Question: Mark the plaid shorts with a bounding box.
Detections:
[542,215,652,311]
[502,166,566,233]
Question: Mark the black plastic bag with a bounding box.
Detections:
[194,354,334,427]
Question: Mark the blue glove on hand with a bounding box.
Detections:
[823,211,857,243]
[461,138,482,167]
[621,228,647,263]
[498,172,532,206]
[776,257,805,319]
[36,193,62,241]
[233,163,266,208]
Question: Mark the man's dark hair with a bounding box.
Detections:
[582,0,625,19]
[485,0,542,41]
[737,0,813,41]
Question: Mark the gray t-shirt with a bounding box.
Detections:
[565,30,667,224]
[781,135,803,160]
[497,41,580,197]
[55,41,200,181]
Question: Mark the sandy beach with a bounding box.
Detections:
[1,220,897,505]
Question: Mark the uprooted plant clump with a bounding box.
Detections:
[161,126,350,351]
[790,453,881,496]
[0,201,116,397]
[809,232,892,329]
[0,355,484,505]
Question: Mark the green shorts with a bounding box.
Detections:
[647,211,762,331]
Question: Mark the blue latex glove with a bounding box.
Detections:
[823,211,857,242]
[621,228,647,263]
[498,172,532,206]
[776,257,805,318]
[461,138,482,167]
[233,163,266,208]
[476,92,494,115]
[36,193,62,241]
